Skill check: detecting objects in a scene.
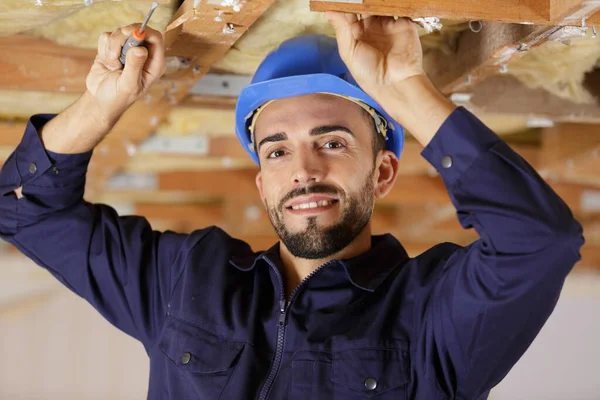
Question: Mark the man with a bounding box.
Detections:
[0,11,583,400]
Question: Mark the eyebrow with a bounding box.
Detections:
[257,125,355,152]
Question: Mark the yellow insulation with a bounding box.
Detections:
[507,30,600,104]
[27,0,176,48]
[213,0,468,74]
[0,0,599,106]
[0,0,90,36]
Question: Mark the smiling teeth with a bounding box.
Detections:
[291,200,332,210]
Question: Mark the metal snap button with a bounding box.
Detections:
[181,352,191,365]
[364,377,378,391]
[441,155,453,169]
[28,162,37,174]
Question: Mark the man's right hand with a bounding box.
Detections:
[87,24,166,122]
[34,25,166,156]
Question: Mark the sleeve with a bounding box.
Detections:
[0,114,192,350]
[417,107,584,399]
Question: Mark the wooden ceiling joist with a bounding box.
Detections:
[311,0,600,94]
[426,22,559,94]
[310,0,600,25]
[0,36,95,93]
[539,123,600,185]
[465,75,600,124]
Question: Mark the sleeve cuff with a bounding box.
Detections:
[1,114,93,194]
[420,107,502,187]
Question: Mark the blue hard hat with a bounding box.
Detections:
[235,34,404,165]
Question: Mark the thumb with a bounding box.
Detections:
[326,11,357,62]
[121,46,148,94]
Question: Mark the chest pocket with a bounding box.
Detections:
[290,339,410,399]
[158,315,245,399]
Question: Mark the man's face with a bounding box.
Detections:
[253,93,382,259]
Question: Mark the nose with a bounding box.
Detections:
[291,148,324,185]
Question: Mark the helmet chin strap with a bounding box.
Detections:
[246,94,390,154]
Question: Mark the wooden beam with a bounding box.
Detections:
[179,94,238,109]
[0,121,26,147]
[541,123,600,168]
[425,22,557,94]
[465,75,600,123]
[310,0,600,25]
[311,2,600,94]
[163,0,276,80]
[0,36,95,93]
[539,123,600,185]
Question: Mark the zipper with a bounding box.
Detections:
[257,258,337,400]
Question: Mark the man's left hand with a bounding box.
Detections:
[326,12,425,98]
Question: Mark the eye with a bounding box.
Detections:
[267,149,286,159]
[323,141,344,149]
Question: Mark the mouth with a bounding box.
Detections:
[285,198,339,215]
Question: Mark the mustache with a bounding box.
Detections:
[278,183,340,210]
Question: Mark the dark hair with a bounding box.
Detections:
[359,107,387,163]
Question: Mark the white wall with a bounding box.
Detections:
[491,273,600,400]
[1,254,148,400]
[1,253,599,399]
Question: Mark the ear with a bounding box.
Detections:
[374,150,399,199]
[255,170,267,206]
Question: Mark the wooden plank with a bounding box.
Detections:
[540,123,600,168]
[310,0,599,25]
[578,243,600,271]
[0,122,26,147]
[589,10,600,23]
[539,123,600,185]
[163,0,276,80]
[179,94,238,109]
[0,36,95,93]
[466,75,600,123]
[136,202,224,232]
[425,22,559,94]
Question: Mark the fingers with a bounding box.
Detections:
[95,31,122,71]
[138,26,167,78]
[326,11,357,34]
[97,32,110,59]
[107,27,130,62]
[94,23,164,99]
[120,46,149,94]
[326,11,357,62]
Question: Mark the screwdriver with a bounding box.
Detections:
[119,2,159,65]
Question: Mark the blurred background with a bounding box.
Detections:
[1,0,600,399]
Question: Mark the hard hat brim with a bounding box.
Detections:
[235,73,404,164]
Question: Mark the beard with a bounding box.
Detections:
[266,169,376,259]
